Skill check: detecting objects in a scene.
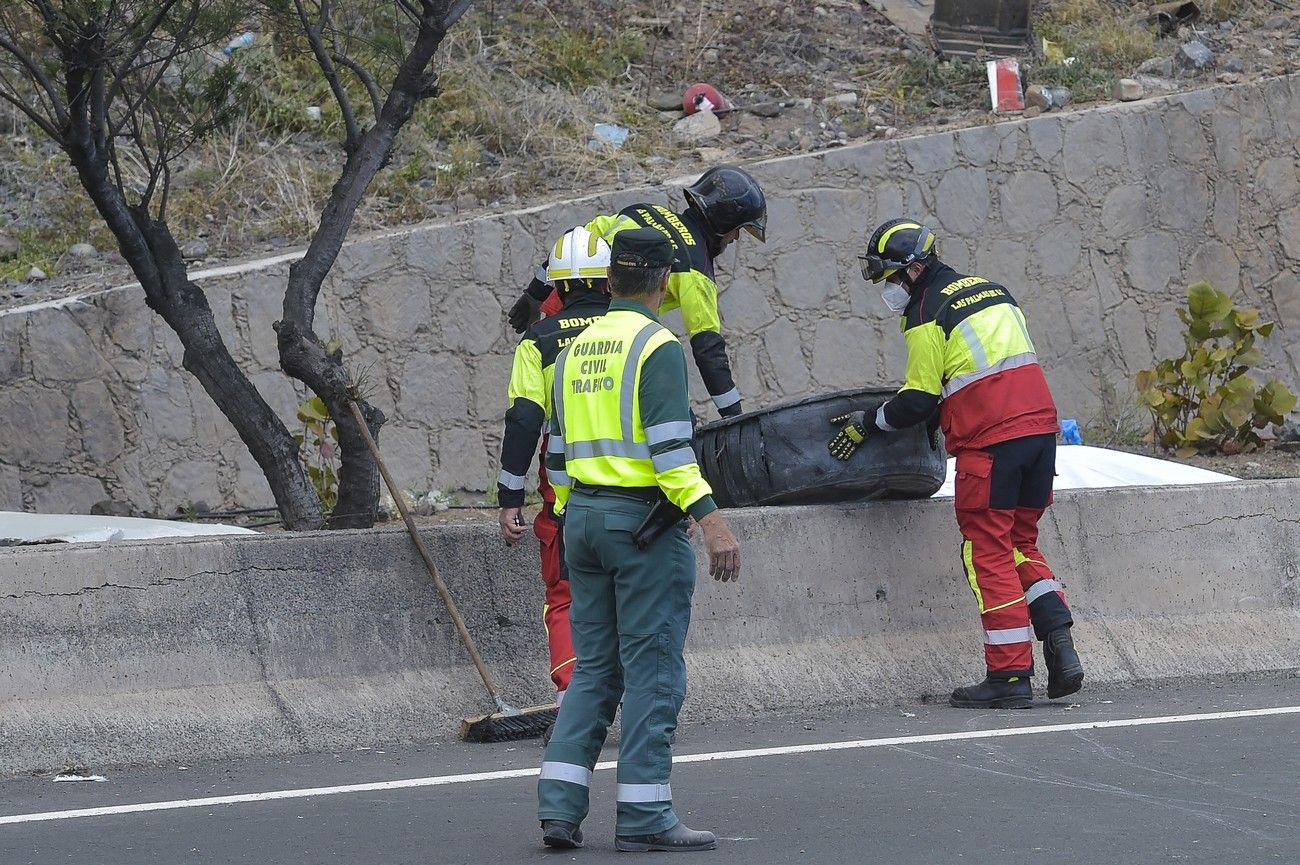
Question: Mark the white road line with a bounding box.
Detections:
[2,705,1298,826]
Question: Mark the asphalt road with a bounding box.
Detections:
[2,675,1297,865]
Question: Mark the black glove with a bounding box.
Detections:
[508,268,553,333]
[828,409,872,460]
[508,294,539,333]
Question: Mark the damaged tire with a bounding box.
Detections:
[693,387,946,508]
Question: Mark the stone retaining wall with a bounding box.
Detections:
[1,75,1297,513]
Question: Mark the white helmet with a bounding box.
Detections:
[547,226,611,284]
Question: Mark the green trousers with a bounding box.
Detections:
[537,488,696,835]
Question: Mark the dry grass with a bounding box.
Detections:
[1035,0,1159,70]
[1,0,1264,283]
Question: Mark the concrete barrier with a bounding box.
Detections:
[2,479,1298,776]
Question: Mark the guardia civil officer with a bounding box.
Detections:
[507,165,767,419]
[536,228,741,852]
[498,226,612,708]
[829,218,1085,709]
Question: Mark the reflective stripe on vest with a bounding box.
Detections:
[942,303,1040,399]
[553,319,670,481]
[943,352,1039,398]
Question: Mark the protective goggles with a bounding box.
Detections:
[858,226,934,283]
[858,253,909,283]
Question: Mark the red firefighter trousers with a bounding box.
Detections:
[536,289,575,694]
[534,504,576,693]
[953,433,1073,678]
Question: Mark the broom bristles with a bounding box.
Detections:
[460,704,559,743]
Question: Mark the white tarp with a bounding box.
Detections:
[931,445,1238,498]
[0,511,258,544]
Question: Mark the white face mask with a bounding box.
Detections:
[880,282,911,313]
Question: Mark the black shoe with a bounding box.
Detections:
[949,676,1033,709]
[542,722,555,747]
[1044,627,1084,699]
[542,820,584,849]
[615,821,717,852]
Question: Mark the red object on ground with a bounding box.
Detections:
[682,82,732,115]
[986,58,1025,113]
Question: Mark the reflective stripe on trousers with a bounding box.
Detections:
[617,782,672,803]
[540,761,591,786]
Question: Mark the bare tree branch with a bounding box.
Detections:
[0,84,63,140]
[104,0,184,107]
[3,0,327,529]
[90,54,108,155]
[295,0,361,151]
[332,50,384,118]
[280,0,476,528]
[27,0,59,21]
[106,114,126,191]
[395,0,421,24]
[138,101,165,209]
[157,148,172,219]
[0,31,69,128]
[114,1,203,135]
[444,0,476,30]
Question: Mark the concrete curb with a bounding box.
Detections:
[2,479,1297,776]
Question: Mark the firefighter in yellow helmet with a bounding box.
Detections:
[829,218,1085,709]
[507,165,767,419]
[535,228,741,852]
[498,226,612,709]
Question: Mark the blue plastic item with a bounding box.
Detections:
[1060,418,1082,445]
[588,123,629,150]
[224,32,255,55]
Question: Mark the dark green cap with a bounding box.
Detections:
[610,227,674,269]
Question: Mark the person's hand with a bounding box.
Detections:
[499,507,528,545]
[507,293,540,333]
[698,511,740,582]
[925,412,942,451]
[828,410,871,460]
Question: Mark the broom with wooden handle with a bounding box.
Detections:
[348,401,557,742]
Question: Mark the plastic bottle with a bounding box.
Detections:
[223,32,255,55]
[587,123,629,151]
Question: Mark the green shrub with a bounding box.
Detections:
[1136,282,1297,457]
[294,395,340,511]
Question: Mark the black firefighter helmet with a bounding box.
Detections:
[683,165,767,242]
[860,219,938,283]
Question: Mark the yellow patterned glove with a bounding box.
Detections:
[828,410,871,460]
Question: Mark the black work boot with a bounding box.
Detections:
[542,820,584,849]
[1043,626,1084,699]
[949,675,1033,709]
[615,821,717,852]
